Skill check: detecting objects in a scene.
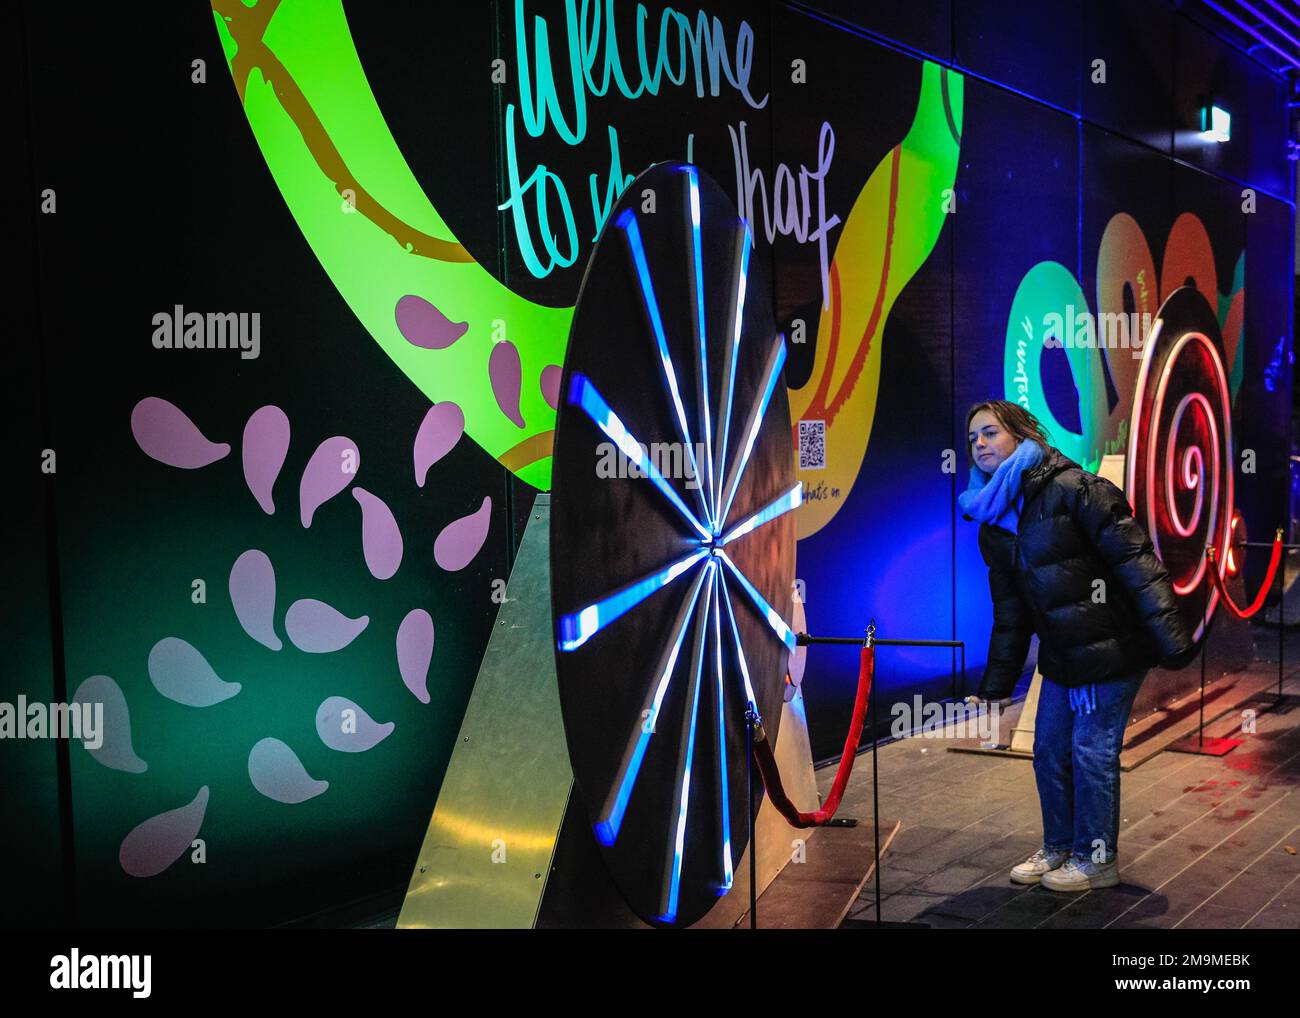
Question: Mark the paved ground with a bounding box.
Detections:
[834,628,1300,929]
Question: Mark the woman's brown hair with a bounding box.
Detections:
[964,400,1053,466]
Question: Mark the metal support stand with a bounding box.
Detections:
[797,619,960,930]
[1170,535,1300,754]
[1238,538,1300,712]
[745,704,757,930]
[1171,546,1240,756]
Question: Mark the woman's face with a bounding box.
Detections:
[968,410,1020,472]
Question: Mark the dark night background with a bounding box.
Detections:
[7,0,1294,927]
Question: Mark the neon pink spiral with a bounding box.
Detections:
[1128,330,1234,640]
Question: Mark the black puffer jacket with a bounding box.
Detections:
[968,445,1196,699]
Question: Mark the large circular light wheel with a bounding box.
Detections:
[551,161,798,928]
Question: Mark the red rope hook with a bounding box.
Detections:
[749,644,874,828]
[1207,529,1284,619]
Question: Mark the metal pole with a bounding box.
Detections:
[867,621,882,926]
[1227,535,1291,701]
[1279,535,1285,701]
[746,704,757,930]
[795,623,964,927]
[1200,548,1208,751]
[798,635,968,649]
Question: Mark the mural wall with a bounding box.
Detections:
[7,0,1292,927]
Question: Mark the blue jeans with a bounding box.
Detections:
[1033,670,1146,862]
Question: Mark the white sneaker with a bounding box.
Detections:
[1009,847,1069,884]
[1040,855,1120,892]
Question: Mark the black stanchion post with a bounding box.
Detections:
[868,621,882,926]
[950,643,956,702]
[1278,534,1284,701]
[745,703,757,930]
[1171,542,1257,756]
[799,621,944,928]
[875,632,961,927]
[1200,546,1207,750]
[1237,534,1300,710]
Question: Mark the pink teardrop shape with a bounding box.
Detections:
[300,436,359,527]
[229,549,281,651]
[490,341,525,427]
[352,487,403,580]
[395,294,468,349]
[285,598,369,653]
[434,496,492,571]
[73,675,147,773]
[248,738,328,804]
[413,402,465,488]
[148,637,241,706]
[242,405,290,515]
[397,609,434,704]
[120,787,209,877]
[131,397,230,469]
[315,696,395,752]
[540,365,562,410]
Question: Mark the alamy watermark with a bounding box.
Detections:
[0,696,102,749]
[152,305,260,360]
[1042,305,1153,360]
[595,440,705,488]
[890,695,1002,743]
[50,949,150,998]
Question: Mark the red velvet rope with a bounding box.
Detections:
[750,645,874,828]
[1207,531,1284,620]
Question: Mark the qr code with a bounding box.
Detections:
[798,419,825,470]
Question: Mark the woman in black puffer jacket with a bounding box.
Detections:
[959,399,1196,893]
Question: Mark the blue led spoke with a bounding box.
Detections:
[618,210,711,529]
[718,567,759,708]
[567,373,710,542]
[717,336,787,531]
[717,548,797,653]
[685,168,717,529]
[720,482,803,547]
[712,224,751,530]
[595,561,711,846]
[558,546,709,652]
[657,560,715,924]
[710,564,734,893]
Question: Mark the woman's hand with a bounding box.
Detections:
[964,694,1012,708]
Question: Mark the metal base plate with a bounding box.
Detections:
[1168,735,1243,756]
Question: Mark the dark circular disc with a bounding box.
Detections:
[551,161,797,928]
[1126,285,1234,644]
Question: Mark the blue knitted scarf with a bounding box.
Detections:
[957,438,1044,534]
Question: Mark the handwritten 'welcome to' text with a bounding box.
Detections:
[499,0,767,278]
